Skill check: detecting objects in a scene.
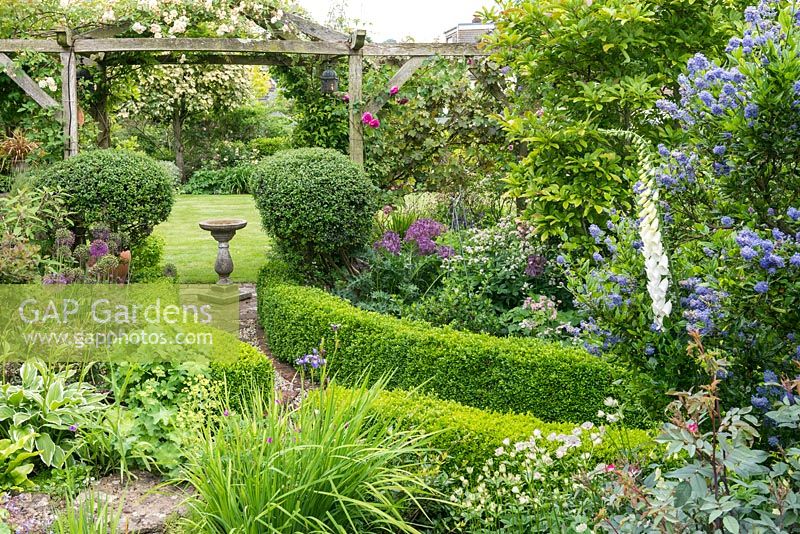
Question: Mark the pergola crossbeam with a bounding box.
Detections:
[364,56,427,116]
[0,52,59,109]
[0,38,486,57]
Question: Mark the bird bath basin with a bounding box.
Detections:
[199,218,248,285]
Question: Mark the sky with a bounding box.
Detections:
[295,0,496,42]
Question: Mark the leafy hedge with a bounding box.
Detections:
[210,341,274,407]
[258,260,644,425]
[331,387,655,473]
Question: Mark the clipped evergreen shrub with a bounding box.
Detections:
[251,148,377,275]
[258,260,645,425]
[36,150,174,246]
[330,387,655,473]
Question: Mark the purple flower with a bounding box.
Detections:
[43,273,69,285]
[740,246,758,261]
[588,224,603,240]
[768,436,780,448]
[764,369,778,383]
[525,254,547,277]
[68,424,78,432]
[330,323,341,332]
[592,252,604,263]
[381,204,395,215]
[369,118,380,129]
[712,145,726,156]
[556,255,566,266]
[89,239,109,258]
[342,93,351,103]
[389,85,399,96]
[436,245,455,259]
[788,207,800,221]
[751,395,770,410]
[790,253,800,267]
[720,216,734,228]
[296,348,326,369]
[374,231,401,255]
[223,409,229,417]
[361,112,373,124]
[744,103,759,119]
[404,219,446,255]
[397,97,409,105]
[267,437,273,444]
[754,281,769,294]
[645,345,655,356]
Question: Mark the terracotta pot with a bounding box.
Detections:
[114,250,131,283]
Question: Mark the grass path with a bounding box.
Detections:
[154,194,271,283]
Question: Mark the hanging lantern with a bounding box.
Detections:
[320,64,339,94]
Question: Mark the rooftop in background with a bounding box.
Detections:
[444,15,494,44]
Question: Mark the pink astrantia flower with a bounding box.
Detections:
[687,420,699,434]
[361,112,373,124]
[389,85,399,96]
[342,93,350,103]
[369,117,380,128]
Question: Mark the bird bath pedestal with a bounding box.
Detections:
[199,218,253,301]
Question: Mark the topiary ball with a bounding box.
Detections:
[252,148,377,270]
[37,150,175,247]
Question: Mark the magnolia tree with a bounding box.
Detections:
[122,65,252,178]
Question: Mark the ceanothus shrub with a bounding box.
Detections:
[563,1,800,415]
[37,149,175,247]
[251,148,378,276]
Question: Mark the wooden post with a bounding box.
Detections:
[58,31,78,158]
[348,30,366,167]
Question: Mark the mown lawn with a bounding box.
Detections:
[154,194,271,283]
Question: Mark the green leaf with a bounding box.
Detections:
[723,516,739,534]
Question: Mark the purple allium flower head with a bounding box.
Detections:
[54,228,75,248]
[374,231,401,255]
[405,218,446,255]
[89,240,109,258]
[754,281,769,294]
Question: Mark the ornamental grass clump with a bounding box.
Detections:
[178,376,438,534]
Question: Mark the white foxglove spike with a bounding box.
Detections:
[601,129,672,330]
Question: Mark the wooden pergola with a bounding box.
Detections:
[0,13,488,166]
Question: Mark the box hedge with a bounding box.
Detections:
[328,387,655,474]
[258,260,644,425]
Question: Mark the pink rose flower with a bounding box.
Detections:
[687,421,699,434]
[361,112,373,124]
[604,464,616,472]
[369,117,380,128]
[342,93,350,103]
[398,97,409,105]
[389,85,399,96]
